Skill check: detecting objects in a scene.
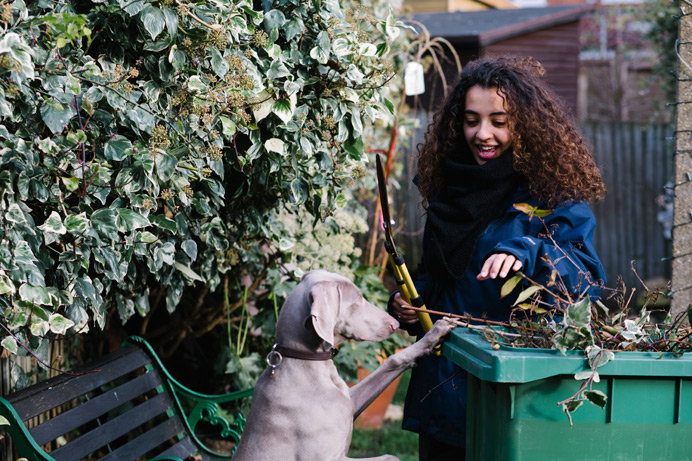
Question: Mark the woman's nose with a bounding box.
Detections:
[476,121,492,141]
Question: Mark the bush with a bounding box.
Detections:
[0,0,416,384]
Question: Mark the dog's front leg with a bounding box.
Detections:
[349,318,455,417]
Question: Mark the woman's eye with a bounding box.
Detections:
[464,119,478,126]
[493,120,507,127]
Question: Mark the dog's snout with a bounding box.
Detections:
[389,316,400,331]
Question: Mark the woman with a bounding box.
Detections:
[389,56,607,460]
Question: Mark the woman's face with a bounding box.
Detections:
[463,85,512,165]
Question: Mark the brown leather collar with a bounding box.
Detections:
[273,344,338,361]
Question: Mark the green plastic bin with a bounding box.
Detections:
[443,328,692,461]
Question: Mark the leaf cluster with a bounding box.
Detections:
[0,0,411,379]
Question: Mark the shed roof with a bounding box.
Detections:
[411,5,594,46]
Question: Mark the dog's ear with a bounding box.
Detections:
[309,281,340,348]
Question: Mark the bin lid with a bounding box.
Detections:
[443,328,692,383]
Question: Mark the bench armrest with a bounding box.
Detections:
[122,336,254,459]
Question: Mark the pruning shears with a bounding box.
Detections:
[376,155,440,355]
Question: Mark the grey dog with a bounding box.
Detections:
[232,269,455,461]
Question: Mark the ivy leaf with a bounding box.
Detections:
[161,7,179,38]
[116,209,150,232]
[0,33,34,78]
[91,208,119,238]
[181,239,197,260]
[1,337,18,356]
[0,272,15,295]
[265,138,285,155]
[104,135,132,161]
[49,313,75,335]
[264,9,286,29]
[150,214,177,233]
[175,261,205,282]
[219,116,236,138]
[40,101,74,135]
[272,96,295,124]
[39,211,65,235]
[19,283,52,306]
[210,47,229,78]
[65,212,89,236]
[583,390,607,409]
[332,38,351,56]
[565,296,591,327]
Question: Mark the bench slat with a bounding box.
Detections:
[99,415,187,461]
[48,392,174,461]
[8,346,152,420]
[155,435,217,460]
[28,370,163,446]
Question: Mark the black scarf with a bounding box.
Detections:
[422,152,520,283]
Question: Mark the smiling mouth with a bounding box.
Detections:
[477,145,498,158]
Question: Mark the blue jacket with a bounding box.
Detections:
[401,184,606,447]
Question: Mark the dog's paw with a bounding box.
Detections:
[418,318,456,351]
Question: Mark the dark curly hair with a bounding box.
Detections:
[417,56,606,207]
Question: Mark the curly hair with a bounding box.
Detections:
[416,56,606,208]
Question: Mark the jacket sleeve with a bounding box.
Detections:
[488,201,606,298]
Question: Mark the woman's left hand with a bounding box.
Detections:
[477,253,522,280]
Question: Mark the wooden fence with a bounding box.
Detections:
[394,118,674,294]
[582,121,674,292]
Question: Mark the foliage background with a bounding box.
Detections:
[0,0,452,389]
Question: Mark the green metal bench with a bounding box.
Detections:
[0,336,253,460]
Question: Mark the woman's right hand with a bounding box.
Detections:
[390,292,420,325]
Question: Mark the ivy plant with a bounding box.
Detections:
[0,0,416,383]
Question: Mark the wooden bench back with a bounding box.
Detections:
[2,345,203,460]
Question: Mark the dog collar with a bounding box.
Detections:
[266,343,338,375]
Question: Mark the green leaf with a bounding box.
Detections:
[574,370,594,381]
[175,261,204,282]
[265,138,285,155]
[1,337,18,356]
[162,7,178,38]
[150,214,177,233]
[40,101,74,135]
[62,176,80,192]
[272,96,295,123]
[566,296,591,327]
[181,239,197,260]
[210,47,229,78]
[140,5,166,40]
[65,212,89,236]
[343,137,364,159]
[263,9,286,29]
[0,272,15,295]
[513,285,541,306]
[219,116,236,138]
[49,313,75,335]
[116,209,150,232]
[583,390,607,409]
[267,59,290,79]
[39,211,66,235]
[104,135,132,161]
[19,283,52,306]
[91,208,119,238]
[0,32,34,78]
[501,273,522,298]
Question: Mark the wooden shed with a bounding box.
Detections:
[411,5,593,114]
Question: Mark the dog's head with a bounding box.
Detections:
[277,270,399,350]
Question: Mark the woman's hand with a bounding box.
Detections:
[390,292,420,325]
[477,252,522,280]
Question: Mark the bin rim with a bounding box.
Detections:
[443,327,692,383]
